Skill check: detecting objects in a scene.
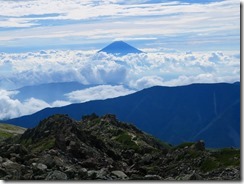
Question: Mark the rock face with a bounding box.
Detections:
[0,114,240,180]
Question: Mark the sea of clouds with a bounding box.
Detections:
[0,50,240,119]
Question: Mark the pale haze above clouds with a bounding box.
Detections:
[0,0,240,52]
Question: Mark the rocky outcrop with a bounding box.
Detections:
[0,114,240,180]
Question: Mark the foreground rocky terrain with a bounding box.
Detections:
[0,114,240,180]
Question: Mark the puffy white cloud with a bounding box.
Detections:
[130,76,165,89]
[22,98,51,114]
[0,90,50,120]
[161,73,240,87]
[0,89,74,120]
[65,85,136,103]
[51,100,71,107]
[0,90,22,119]
[208,52,224,63]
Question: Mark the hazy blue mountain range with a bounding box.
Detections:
[98,41,143,56]
[6,83,240,148]
[13,82,94,103]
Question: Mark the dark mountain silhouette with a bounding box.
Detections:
[6,83,240,148]
[98,41,143,56]
[0,114,240,180]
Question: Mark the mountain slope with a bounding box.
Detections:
[6,83,240,148]
[0,114,240,180]
[0,123,26,141]
[98,41,143,56]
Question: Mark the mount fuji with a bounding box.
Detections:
[98,41,143,56]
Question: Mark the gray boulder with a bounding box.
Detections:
[45,170,67,180]
[111,170,128,179]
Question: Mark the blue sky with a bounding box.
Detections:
[0,0,240,53]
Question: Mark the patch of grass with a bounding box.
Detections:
[115,132,139,150]
[187,149,201,158]
[0,124,25,141]
[20,138,33,146]
[0,131,13,139]
[31,137,55,152]
[0,123,19,130]
[200,158,219,172]
[82,113,99,122]
[200,148,240,172]
[214,148,240,167]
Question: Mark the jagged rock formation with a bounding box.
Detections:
[0,114,240,180]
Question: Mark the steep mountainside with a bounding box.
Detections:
[0,114,240,180]
[6,83,240,148]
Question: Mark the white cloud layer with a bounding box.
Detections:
[65,85,136,103]
[0,50,239,90]
[0,50,240,119]
[0,90,49,120]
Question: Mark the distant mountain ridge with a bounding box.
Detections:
[98,41,143,56]
[13,82,93,103]
[6,82,240,148]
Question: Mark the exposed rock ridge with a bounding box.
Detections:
[0,114,240,180]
